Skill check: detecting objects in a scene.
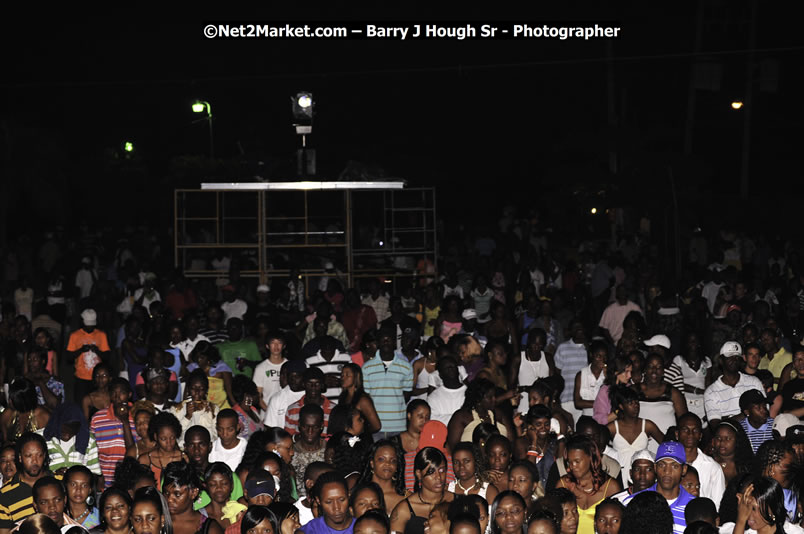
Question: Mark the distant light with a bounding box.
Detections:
[192,102,206,113]
[590,208,597,214]
[298,94,312,108]
[378,241,384,246]
[124,142,134,153]
[384,279,392,284]
[731,101,744,110]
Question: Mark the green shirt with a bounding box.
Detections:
[217,338,263,379]
[194,472,244,510]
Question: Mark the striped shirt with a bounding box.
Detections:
[0,474,54,528]
[740,417,775,452]
[554,341,588,404]
[305,351,353,401]
[47,435,102,475]
[284,396,334,436]
[704,373,763,423]
[90,405,138,487]
[622,484,694,534]
[362,354,414,433]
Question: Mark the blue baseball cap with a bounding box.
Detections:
[655,441,686,465]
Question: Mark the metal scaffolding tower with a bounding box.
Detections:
[174,182,437,293]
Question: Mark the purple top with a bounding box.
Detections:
[593,384,612,425]
[301,517,355,534]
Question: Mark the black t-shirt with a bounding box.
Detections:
[781,377,804,412]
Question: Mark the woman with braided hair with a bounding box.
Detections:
[753,440,799,522]
[358,439,408,516]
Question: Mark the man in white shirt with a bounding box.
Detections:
[704,341,764,428]
[220,285,248,321]
[676,412,726,510]
[304,336,352,401]
[209,409,248,471]
[263,361,307,427]
[427,357,467,425]
[254,332,288,409]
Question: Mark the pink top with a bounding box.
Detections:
[593,384,612,425]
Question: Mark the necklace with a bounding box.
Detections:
[72,508,90,522]
[456,479,478,494]
[418,491,443,506]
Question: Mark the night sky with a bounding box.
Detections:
[2,6,803,236]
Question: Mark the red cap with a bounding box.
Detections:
[418,420,448,454]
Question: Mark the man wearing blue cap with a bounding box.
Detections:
[621,441,695,534]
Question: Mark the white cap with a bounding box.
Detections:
[773,414,800,437]
[462,309,478,320]
[720,341,743,357]
[630,449,655,466]
[324,261,334,271]
[81,309,97,326]
[644,335,671,350]
[256,284,270,293]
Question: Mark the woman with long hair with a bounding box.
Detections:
[390,447,455,533]
[0,377,50,441]
[162,461,223,534]
[733,477,787,534]
[394,400,430,454]
[592,354,632,425]
[359,440,408,516]
[28,327,59,377]
[710,420,754,487]
[490,490,527,534]
[131,486,172,534]
[241,506,279,534]
[89,487,133,534]
[260,452,295,505]
[337,363,381,434]
[557,435,621,534]
[269,502,301,534]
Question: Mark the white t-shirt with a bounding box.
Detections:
[264,386,306,427]
[427,367,468,388]
[221,299,248,321]
[254,358,287,407]
[209,437,248,472]
[517,351,550,414]
[428,385,467,425]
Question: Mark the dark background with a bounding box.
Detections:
[1,5,802,242]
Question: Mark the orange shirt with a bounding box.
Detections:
[67,329,111,380]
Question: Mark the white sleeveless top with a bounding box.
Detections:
[612,419,648,486]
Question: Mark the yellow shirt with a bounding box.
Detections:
[759,347,792,388]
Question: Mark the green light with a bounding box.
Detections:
[124,142,134,152]
[192,102,206,113]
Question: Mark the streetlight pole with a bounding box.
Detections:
[192,100,214,158]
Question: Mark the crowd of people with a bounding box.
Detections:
[0,220,804,534]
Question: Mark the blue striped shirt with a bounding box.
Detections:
[554,341,588,404]
[362,354,413,432]
[740,417,775,453]
[622,484,694,534]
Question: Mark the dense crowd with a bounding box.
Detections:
[1,220,804,534]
